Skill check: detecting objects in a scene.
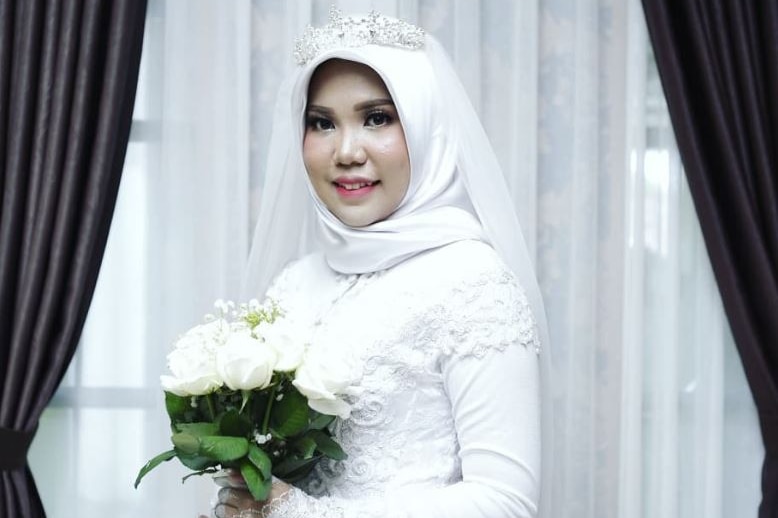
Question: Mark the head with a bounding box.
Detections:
[280,14,485,276]
[302,59,411,228]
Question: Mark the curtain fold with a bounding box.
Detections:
[641,2,778,516]
[0,0,147,516]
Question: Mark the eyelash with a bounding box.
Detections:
[305,110,394,131]
[365,110,392,127]
[305,116,331,131]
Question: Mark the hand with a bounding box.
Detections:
[210,475,291,518]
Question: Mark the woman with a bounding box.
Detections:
[210,8,551,518]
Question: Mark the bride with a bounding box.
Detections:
[209,8,551,518]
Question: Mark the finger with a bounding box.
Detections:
[214,469,247,488]
[213,503,233,518]
[218,487,241,506]
[218,487,257,508]
[216,502,257,518]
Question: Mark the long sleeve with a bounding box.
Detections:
[429,341,541,516]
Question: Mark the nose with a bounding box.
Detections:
[334,129,367,166]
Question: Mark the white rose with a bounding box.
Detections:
[216,332,277,390]
[292,348,360,419]
[160,343,221,396]
[259,320,306,372]
[173,319,230,352]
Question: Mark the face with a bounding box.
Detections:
[303,59,411,228]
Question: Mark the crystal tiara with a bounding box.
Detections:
[293,6,425,65]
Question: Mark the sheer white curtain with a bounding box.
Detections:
[28,1,763,517]
[28,1,251,517]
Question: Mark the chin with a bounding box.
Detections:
[336,212,383,228]
[341,217,375,228]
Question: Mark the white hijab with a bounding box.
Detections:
[289,44,486,274]
[243,20,553,516]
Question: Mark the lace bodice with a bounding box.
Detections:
[261,240,541,518]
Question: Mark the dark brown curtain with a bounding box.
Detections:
[641,1,778,516]
[0,0,147,516]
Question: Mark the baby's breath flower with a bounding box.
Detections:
[254,432,272,445]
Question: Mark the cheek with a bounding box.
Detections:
[384,133,411,189]
[377,131,410,167]
[302,135,326,176]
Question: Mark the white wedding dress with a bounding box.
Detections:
[261,239,541,518]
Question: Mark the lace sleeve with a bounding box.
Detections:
[429,263,541,517]
[428,252,541,361]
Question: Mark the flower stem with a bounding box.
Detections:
[206,393,216,421]
[240,390,251,413]
[261,384,278,435]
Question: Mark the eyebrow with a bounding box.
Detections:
[306,98,395,114]
[354,98,394,111]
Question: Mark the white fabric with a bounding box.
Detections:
[260,240,540,518]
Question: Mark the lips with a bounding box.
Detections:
[333,177,379,198]
[336,180,376,190]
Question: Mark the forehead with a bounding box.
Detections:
[306,59,392,103]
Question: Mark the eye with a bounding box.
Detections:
[306,115,334,131]
[365,111,392,128]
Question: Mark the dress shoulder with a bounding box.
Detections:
[406,240,541,360]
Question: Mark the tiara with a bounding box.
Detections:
[293,7,425,65]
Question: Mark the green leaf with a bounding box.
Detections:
[165,392,190,421]
[308,430,347,460]
[134,449,176,488]
[308,412,335,430]
[292,436,317,459]
[240,460,272,501]
[172,432,200,456]
[272,455,321,482]
[247,444,272,480]
[199,436,249,462]
[271,390,308,437]
[176,422,219,437]
[219,409,252,437]
[177,454,214,471]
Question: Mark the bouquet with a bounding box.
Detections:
[134,299,358,501]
